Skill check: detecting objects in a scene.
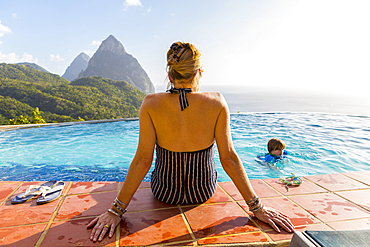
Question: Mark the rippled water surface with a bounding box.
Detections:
[1,113,370,181]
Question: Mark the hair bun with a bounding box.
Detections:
[169,43,189,63]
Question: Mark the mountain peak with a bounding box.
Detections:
[78,35,155,94]
[98,35,126,55]
[77,52,90,60]
[62,52,90,81]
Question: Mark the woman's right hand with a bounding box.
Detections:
[254,206,295,233]
[86,211,122,242]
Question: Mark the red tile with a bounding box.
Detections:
[0,198,62,228]
[239,197,320,231]
[289,193,370,222]
[305,173,369,191]
[68,181,118,195]
[263,177,327,195]
[119,208,192,246]
[138,182,151,188]
[183,202,259,239]
[343,170,370,185]
[41,218,115,247]
[197,231,268,245]
[0,182,21,202]
[0,223,46,247]
[250,179,282,197]
[119,181,151,190]
[205,185,232,203]
[336,189,370,211]
[56,191,116,220]
[127,188,176,212]
[327,218,370,230]
[219,180,281,201]
[266,223,332,241]
[218,182,243,200]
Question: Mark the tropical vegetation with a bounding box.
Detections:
[0,63,146,125]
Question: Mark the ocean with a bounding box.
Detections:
[200,86,370,116]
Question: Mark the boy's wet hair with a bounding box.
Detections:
[268,138,286,153]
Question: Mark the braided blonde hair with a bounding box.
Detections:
[166,42,203,89]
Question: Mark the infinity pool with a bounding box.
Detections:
[1,112,369,182]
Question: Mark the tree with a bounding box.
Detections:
[8,107,46,125]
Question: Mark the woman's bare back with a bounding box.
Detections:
[143,91,226,152]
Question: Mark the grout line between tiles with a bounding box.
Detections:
[217,183,274,243]
[34,181,72,247]
[180,200,236,209]
[332,191,370,214]
[302,176,337,192]
[0,181,24,207]
[217,182,242,201]
[283,195,326,226]
[66,189,119,197]
[52,215,99,223]
[259,179,287,197]
[177,204,197,242]
[341,173,370,187]
[262,177,332,197]
[0,221,50,230]
[323,216,370,225]
[115,222,120,247]
[197,230,272,244]
[258,179,329,233]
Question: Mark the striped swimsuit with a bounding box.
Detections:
[150,143,218,204]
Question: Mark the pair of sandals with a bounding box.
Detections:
[11,180,65,205]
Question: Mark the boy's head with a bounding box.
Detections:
[267,138,286,156]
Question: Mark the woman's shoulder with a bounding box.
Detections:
[142,92,168,102]
[196,91,226,104]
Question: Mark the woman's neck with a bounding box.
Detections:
[172,81,199,92]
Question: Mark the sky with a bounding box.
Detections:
[1,0,370,96]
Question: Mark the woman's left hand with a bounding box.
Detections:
[86,211,122,242]
[254,206,295,233]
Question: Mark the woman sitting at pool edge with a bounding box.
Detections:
[87,41,295,242]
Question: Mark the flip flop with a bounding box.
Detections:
[36,181,65,205]
[11,180,58,204]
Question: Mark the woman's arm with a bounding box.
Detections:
[116,95,157,205]
[87,95,157,242]
[214,99,294,233]
[214,102,257,202]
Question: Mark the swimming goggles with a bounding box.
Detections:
[279,173,302,191]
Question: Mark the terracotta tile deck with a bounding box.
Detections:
[1,170,370,246]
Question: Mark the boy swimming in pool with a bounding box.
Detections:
[258,138,287,163]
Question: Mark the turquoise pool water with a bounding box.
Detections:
[1,112,369,182]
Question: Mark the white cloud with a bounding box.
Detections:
[123,0,142,10]
[89,40,101,47]
[12,13,19,19]
[0,21,12,37]
[0,41,2,45]
[50,54,65,62]
[84,40,102,57]
[0,51,37,63]
[143,6,151,15]
[124,0,142,7]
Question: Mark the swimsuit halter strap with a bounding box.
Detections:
[166,87,192,111]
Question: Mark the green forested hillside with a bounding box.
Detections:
[0,63,68,85]
[0,63,146,125]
